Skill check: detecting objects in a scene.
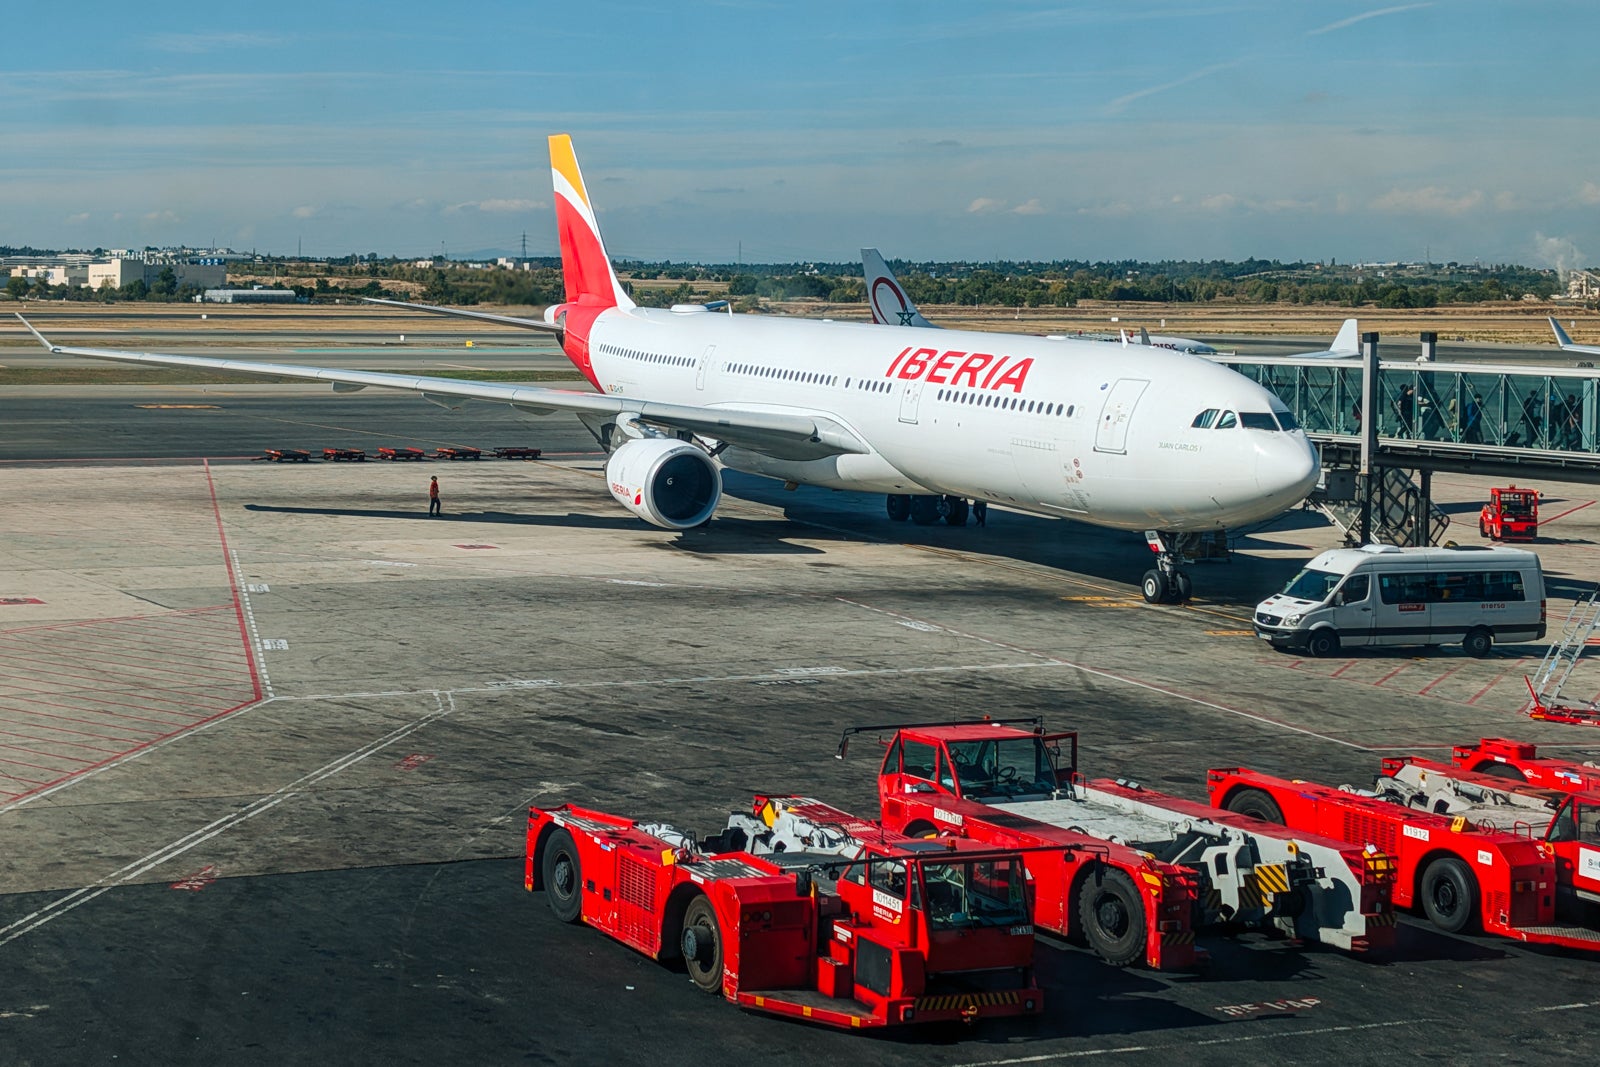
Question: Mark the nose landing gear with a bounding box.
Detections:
[1139,530,1220,604]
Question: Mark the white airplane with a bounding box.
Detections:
[1550,317,1600,356]
[862,249,1357,361]
[15,134,1319,604]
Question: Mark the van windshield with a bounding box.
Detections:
[1281,567,1342,602]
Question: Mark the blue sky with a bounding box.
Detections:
[3,1,1596,266]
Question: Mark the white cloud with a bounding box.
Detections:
[1492,191,1519,212]
[967,197,1003,215]
[292,205,318,219]
[1580,182,1600,206]
[1370,186,1483,215]
[1200,193,1239,212]
[1105,61,1239,114]
[1011,199,1046,216]
[142,210,180,224]
[445,198,543,215]
[1306,3,1433,37]
[65,212,89,225]
[143,32,286,54]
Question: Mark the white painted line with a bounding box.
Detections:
[0,693,456,949]
[233,549,274,700]
[948,1018,1429,1066]
[245,584,269,593]
[259,639,288,651]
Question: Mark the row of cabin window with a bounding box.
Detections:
[1191,408,1300,431]
[1375,570,1527,604]
[602,344,694,368]
[728,363,838,387]
[936,389,1073,417]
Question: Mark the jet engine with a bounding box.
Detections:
[604,437,721,529]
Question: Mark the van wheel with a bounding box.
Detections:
[1463,628,1493,659]
[1305,630,1341,658]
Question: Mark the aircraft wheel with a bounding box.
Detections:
[1141,570,1169,604]
[1077,868,1145,967]
[886,494,911,522]
[1420,857,1479,934]
[1172,572,1194,603]
[944,497,969,526]
[681,895,726,993]
[910,495,943,526]
[541,828,584,924]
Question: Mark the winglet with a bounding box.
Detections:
[1551,316,1576,348]
[1329,317,1359,355]
[862,248,937,328]
[14,312,57,352]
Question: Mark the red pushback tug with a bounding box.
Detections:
[1448,737,1600,792]
[849,719,1395,970]
[525,795,1044,1031]
[1208,758,1600,951]
[1481,485,1539,541]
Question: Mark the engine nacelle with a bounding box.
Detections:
[605,438,721,530]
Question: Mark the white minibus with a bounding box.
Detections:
[1254,544,1545,658]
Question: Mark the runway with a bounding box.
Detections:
[5,373,1600,1064]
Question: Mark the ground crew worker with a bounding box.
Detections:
[428,476,441,516]
[972,499,987,527]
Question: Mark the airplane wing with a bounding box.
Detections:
[13,313,868,462]
[862,248,938,328]
[360,297,563,332]
[1550,316,1600,355]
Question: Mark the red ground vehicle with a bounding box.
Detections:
[492,446,543,460]
[1481,485,1539,541]
[1448,737,1600,792]
[851,720,1395,970]
[1208,765,1600,950]
[377,446,426,461]
[433,446,482,460]
[525,794,1045,1030]
[256,448,311,462]
[323,447,367,461]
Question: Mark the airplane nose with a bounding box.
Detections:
[1256,434,1320,504]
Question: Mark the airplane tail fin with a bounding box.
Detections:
[549,134,635,311]
[1329,317,1359,355]
[1138,326,1152,346]
[1551,316,1576,348]
[862,248,937,328]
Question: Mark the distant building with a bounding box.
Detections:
[201,288,297,304]
[87,257,226,291]
[1567,269,1600,301]
[9,264,87,287]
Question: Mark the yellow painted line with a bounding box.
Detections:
[1205,629,1255,636]
[136,403,221,409]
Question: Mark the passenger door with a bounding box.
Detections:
[1329,574,1374,647]
[1094,378,1149,454]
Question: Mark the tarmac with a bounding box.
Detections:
[4,382,1600,1064]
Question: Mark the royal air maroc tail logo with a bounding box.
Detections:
[870,276,917,326]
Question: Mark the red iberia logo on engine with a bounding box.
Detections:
[885,346,1033,392]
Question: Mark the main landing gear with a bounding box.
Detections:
[886,494,968,527]
[1141,530,1205,605]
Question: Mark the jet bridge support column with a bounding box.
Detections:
[1414,332,1436,546]
[1359,332,1380,545]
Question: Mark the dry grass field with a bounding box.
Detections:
[3,296,1598,349]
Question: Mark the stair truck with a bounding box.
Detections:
[1208,762,1600,950]
[844,719,1396,969]
[525,794,1047,1030]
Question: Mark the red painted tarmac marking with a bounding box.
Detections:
[0,693,203,728]
[170,865,218,892]
[1418,664,1467,696]
[206,459,264,706]
[0,709,149,744]
[1329,660,1358,678]
[3,640,249,682]
[1373,664,1409,687]
[1466,658,1530,705]
[0,725,130,755]
[0,751,73,776]
[1542,500,1596,526]
[0,597,45,605]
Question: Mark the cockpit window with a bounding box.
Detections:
[1274,408,1300,431]
[1240,412,1278,431]
[1215,410,1238,429]
[1191,409,1219,428]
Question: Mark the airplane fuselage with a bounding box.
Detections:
[576,307,1319,532]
